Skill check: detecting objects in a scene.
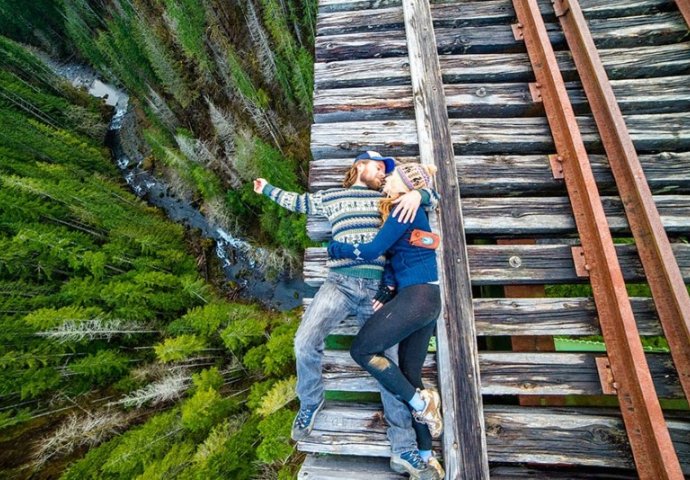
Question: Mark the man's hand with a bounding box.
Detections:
[253,178,268,194]
[372,285,396,311]
[391,189,422,223]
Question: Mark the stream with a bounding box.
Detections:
[54,63,315,310]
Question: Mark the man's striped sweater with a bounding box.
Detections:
[262,183,437,280]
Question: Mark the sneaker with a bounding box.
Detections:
[291,398,324,441]
[390,450,436,480]
[412,388,443,438]
[427,456,445,479]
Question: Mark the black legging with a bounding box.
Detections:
[350,283,442,451]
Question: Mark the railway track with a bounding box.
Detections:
[299,0,690,478]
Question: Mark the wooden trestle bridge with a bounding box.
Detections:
[298,0,690,478]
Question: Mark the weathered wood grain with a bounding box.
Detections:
[303,243,690,286]
[314,43,690,88]
[317,0,672,15]
[403,0,488,475]
[320,350,683,397]
[321,350,437,392]
[308,152,690,195]
[471,297,663,336]
[489,465,639,479]
[299,455,406,480]
[310,113,690,158]
[299,454,646,479]
[305,194,690,240]
[313,76,690,122]
[304,297,663,337]
[298,403,690,473]
[316,12,687,61]
[484,406,689,472]
[317,0,671,36]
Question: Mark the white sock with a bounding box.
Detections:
[409,392,426,411]
[419,450,432,461]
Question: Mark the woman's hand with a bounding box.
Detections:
[253,178,268,194]
[372,285,396,311]
[391,190,421,223]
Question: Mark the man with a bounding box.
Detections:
[253,151,439,479]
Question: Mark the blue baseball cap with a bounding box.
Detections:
[354,151,397,174]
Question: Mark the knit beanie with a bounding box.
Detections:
[396,164,437,190]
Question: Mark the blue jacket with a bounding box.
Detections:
[327,208,438,290]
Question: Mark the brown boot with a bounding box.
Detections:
[427,456,445,479]
[412,388,443,438]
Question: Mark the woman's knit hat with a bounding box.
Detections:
[396,164,437,190]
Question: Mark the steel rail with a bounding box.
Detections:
[553,0,690,404]
[674,0,690,28]
[511,1,683,479]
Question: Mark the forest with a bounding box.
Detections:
[0,0,316,478]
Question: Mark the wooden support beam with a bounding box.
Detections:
[306,296,664,337]
[314,44,690,89]
[304,243,690,287]
[316,12,688,61]
[319,350,684,398]
[308,152,690,195]
[298,403,690,473]
[309,113,690,159]
[401,0,489,477]
[313,76,690,122]
[305,194,690,241]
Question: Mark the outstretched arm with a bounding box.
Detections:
[327,213,409,261]
[253,178,322,215]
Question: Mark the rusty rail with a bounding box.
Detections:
[511,1,684,479]
[553,0,690,403]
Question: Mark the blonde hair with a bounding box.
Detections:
[379,195,401,222]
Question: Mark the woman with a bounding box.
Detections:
[327,163,444,479]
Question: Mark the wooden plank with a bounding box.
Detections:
[321,350,437,392]
[305,194,690,240]
[316,12,688,61]
[485,406,690,472]
[310,113,690,159]
[320,350,683,397]
[313,76,690,122]
[303,243,690,286]
[314,43,690,88]
[299,455,406,480]
[308,152,690,195]
[299,455,641,480]
[297,402,395,457]
[299,403,690,473]
[317,0,671,15]
[471,297,662,336]
[489,465,639,479]
[306,297,663,337]
[402,0,488,476]
[317,0,671,36]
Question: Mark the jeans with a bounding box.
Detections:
[295,271,417,454]
[350,283,442,451]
